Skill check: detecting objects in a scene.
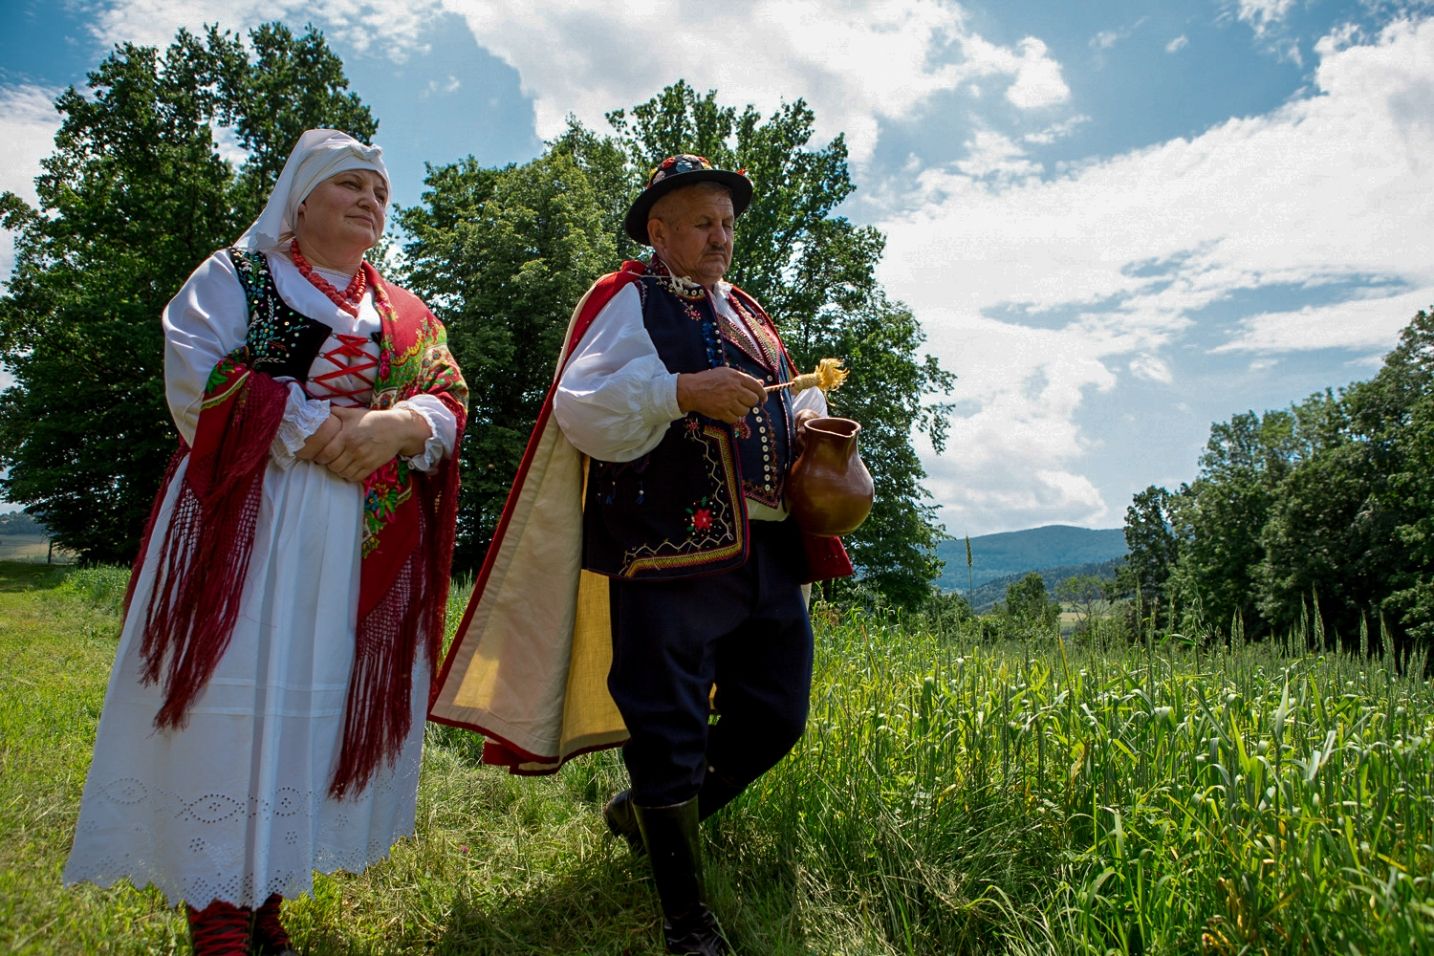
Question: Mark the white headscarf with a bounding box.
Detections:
[235,128,390,253]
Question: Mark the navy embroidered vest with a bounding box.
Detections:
[581,266,797,580]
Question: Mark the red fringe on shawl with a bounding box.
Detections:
[123,446,186,618]
[137,366,289,730]
[328,399,465,799]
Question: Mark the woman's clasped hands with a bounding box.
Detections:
[294,405,432,482]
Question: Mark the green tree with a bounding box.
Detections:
[1352,310,1434,654]
[1387,392,1434,650]
[1255,392,1389,648]
[1119,484,1180,620]
[1003,572,1059,633]
[1126,309,1434,657]
[803,292,954,605]
[607,82,887,330]
[0,25,374,563]
[1169,409,1299,638]
[1056,573,1106,637]
[397,152,617,566]
[211,23,377,225]
[1253,315,1433,655]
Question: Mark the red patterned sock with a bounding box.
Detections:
[185,899,251,955]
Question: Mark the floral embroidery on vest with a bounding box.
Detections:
[686,495,715,534]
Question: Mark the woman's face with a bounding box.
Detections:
[295,168,389,260]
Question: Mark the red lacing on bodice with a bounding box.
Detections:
[308,333,378,407]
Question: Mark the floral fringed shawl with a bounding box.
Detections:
[130,258,468,800]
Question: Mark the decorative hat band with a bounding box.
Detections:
[623,152,753,245]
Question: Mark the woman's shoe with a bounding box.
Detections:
[252,893,296,956]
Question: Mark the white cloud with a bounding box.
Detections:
[1215,287,1432,353]
[89,0,443,57]
[0,85,58,206]
[1236,0,1298,38]
[439,0,1068,163]
[1092,30,1123,51]
[1128,354,1173,384]
[86,0,1070,165]
[1091,18,1147,53]
[423,76,462,97]
[1024,114,1090,145]
[878,17,1434,533]
[0,84,63,289]
[210,122,248,167]
[1166,34,1189,53]
[908,312,1125,533]
[954,130,1040,180]
[1002,37,1070,109]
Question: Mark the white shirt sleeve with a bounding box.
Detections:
[162,251,331,459]
[272,384,332,465]
[396,394,458,472]
[553,283,683,462]
[793,381,829,418]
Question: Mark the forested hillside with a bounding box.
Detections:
[934,524,1126,594]
[0,512,45,536]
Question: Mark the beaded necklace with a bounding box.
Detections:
[289,239,367,316]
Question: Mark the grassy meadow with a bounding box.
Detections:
[2,560,1432,954]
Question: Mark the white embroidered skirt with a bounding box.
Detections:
[64,457,428,908]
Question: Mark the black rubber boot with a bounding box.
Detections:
[635,797,730,956]
[603,789,644,854]
[607,769,749,856]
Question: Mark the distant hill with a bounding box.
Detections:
[936,525,1127,604]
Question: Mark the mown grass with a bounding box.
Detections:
[3,561,1432,954]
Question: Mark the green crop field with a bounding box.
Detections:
[3,560,1431,954]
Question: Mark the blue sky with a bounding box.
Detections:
[3,0,1432,537]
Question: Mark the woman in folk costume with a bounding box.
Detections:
[63,129,467,955]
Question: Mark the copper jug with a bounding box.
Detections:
[787,417,874,536]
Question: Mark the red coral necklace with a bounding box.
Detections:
[290,239,367,316]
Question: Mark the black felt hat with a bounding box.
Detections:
[623,153,753,245]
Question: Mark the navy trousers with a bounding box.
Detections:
[608,519,815,808]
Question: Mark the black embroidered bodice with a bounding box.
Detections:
[228,247,346,383]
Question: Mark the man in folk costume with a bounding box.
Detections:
[431,154,851,955]
[65,130,466,955]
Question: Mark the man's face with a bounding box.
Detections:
[648,186,735,287]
